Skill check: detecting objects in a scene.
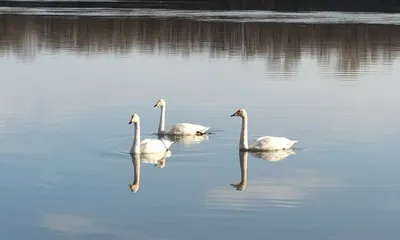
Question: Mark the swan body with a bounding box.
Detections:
[154,99,210,135]
[230,108,297,151]
[249,136,297,152]
[162,123,210,136]
[138,139,173,154]
[129,113,173,154]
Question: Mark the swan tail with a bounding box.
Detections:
[196,127,210,135]
[288,140,298,149]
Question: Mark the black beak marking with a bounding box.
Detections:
[230,111,239,117]
[153,104,157,107]
[128,121,132,124]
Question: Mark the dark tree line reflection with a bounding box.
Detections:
[1,0,397,12]
[0,14,399,72]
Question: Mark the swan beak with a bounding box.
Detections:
[128,120,132,124]
[230,111,239,117]
[153,104,157,107]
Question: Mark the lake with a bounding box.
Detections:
[0,8,399,240]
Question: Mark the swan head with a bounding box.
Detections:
[153,99,166,107]
[129,184,139,193]
[128,113,140,124]
[230,108,247,118]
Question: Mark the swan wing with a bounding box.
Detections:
[166,123,210,135]
[140,139,173,153]
[250,136,297,151]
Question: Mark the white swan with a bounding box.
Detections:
[128,113,173,154]
[154,99,210,135]
[230,108,297,151]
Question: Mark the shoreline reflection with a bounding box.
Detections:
[0,14,399,73]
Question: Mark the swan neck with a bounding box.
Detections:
[131,121,141,154]
[240,115,249,150]
[158,106,166,133]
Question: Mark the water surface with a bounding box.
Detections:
[0,9,399,240]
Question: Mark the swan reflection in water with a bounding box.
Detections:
[231,149,296,191]
[128,151,172,193]
[157,134,209,145]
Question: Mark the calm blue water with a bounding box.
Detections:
[0,9,399,240]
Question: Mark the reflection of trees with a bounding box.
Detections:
[0,15,399,72]
[0,0,396,12]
